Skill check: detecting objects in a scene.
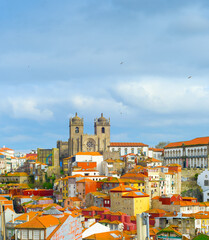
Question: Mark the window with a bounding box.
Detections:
[75,127,79,133]
[125,148,128,155]
[102,127,105,133]
[29,230,32,240]
[22,230,28,239]
[131,148,134,153]
[205,180,209,186]
[41,231,44,240]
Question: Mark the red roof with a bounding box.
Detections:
[149,148,164,152]
[110,185,138,192]
[110,142,148,147]
[122,191,149,198]
[76,152,102,156]
[165,136,209,148]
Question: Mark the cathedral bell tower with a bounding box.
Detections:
[69,113,84,156]
[94,113,110,153]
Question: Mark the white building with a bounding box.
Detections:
[164,137,209,169]
[197,169,209,202]
[82,220,110,239]
[72,152,104,174]
[72,169,100,177]
[148,148,164,160]
[109,142,149,156]
[0,147,15,158]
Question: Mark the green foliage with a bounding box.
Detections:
[29,175,35,184]
[194,173,199,180]
[28,183,35,189]
[155,141,170,149]
[43,182,53,189]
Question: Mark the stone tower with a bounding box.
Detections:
[68,113,110,156]
[68,113,84,156]
[94,113,110,154]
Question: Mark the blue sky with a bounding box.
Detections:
[1,0,209,152]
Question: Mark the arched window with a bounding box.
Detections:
[75,127,79,133]
[102,127,105,133]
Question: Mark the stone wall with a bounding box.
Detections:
[103,151,120,160]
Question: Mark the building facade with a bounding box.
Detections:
[109,142,149,157]
[57,113,111,161]
[37,148,59,167]
[69,113,110,156]
[164,137,209,168]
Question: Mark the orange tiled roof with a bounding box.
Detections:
[65,197,82,202]
[84,230,132,239]
[122,191,149,198]
[75,152,102,156]
[0,147,13,151]
[149,148,164,152]
[173,200,199,206]
[110,185,138,192]
[0,197,8,201]
[7,172,28,177]
[110,142,148,147]
[150,227,159,236]
[77,178,94,183]
[83,206,109,212]
[164,136,209,148]
[145,209,167,214]
[182,197,197,200]
[121,173,147,179]
[16,215,60,229]
[73,170,99,172]
[10,212,41,222]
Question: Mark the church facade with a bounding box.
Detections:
[57,113,111,160]
[68,113,110,156]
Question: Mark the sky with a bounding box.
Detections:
[1,0,209,152]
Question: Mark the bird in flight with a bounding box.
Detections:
[188,76,192,79]
[120,62,124,64]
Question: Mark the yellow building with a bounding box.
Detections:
[110,185,149,216]
[37,148,59,167]
[123,179,145,193]
[62,176,70,200]
[63,156,74,175]
[122,191,149,216]
[193,212,209,235]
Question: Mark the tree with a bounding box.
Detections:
[155,141,170,149]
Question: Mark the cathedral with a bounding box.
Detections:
[57,113,111,159]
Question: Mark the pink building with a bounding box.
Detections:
[64,197,82,208]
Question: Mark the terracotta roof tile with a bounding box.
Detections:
[110,142,148,147]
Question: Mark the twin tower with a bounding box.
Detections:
[68,113,110,156]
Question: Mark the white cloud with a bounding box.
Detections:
[8,98,53,121]
[114,77,209,114]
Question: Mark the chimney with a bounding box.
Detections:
[12,214,14,223]
[27,214,29,222]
